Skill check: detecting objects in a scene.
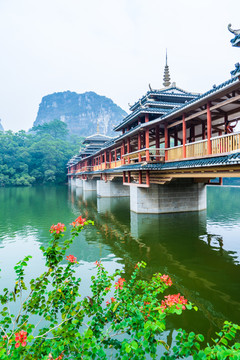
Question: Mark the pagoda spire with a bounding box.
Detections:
[163,50,171,87]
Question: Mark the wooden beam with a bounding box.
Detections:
[168,94,240,129]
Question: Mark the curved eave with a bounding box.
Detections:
[114,107,169,131]
[129,89,199,111]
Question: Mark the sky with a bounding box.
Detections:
[0,0,240,132]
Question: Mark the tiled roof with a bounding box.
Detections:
[83,133,113,144]
[114,107,169,131]
[140,76,240,131]
[129,86,199,111]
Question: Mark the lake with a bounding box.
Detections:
[0,184,240,345]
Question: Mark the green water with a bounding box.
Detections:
[0,185,240,343]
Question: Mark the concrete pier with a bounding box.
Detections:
[130,179,206,214]
[82,179,97,191]
[76,178,83,187]
[97,180,130,197]
[69,177,76,186]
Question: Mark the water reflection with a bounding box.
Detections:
[70,185,240,338]
[1,185,240,343]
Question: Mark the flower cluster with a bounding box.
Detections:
[15,330,27,348]
[71,216,86,227]
[115,277,125,290]
[160,293,188,312]
[50,223,65,234]
[94,260,101,267]
[66,255,77,263]
[106,297,116,305]
[160,274,173,286]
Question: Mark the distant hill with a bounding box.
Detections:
[34,91,127,137]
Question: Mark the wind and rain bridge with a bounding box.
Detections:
[68,31,240,214]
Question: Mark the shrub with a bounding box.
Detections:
[0,217,239,359]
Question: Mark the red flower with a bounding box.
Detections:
[94,260,101,267]
[160,293,188,312]
[66,255,77,263]
[71,216,86,227]
[15,330,27,348]
[50,223,65,234]
[160,274,173,286]
[106,297,117,305]
[135,262,140,269]
[105,287,111,291]
[115,277,126,290]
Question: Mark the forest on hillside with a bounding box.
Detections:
[0,120,83,186]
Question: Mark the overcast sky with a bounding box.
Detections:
[0,0,240,132]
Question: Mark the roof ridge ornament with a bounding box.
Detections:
[228,23,240,48]
[163,49,171,87]
[228,23,240,36]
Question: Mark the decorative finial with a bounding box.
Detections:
[163,49,171,87]
[228,24,240,36]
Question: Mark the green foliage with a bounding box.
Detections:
[0,120,84,186]
[0,219,239,359]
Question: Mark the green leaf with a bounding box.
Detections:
[131,341,138,350]
[196,334,204,342]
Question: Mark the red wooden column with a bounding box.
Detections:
[146,170,150,186]
[104,150,107,169]
[182,114,186,159]
[207,102,212,155]
[128,171,131,183]
[155,125,160,161]
[109,151,112,167]
[164,123,168,161]
[121,140,125,165]
[138,132,142,162]
[138,119,142,162]
[127,137,130,164]
[114,149,117,167]
[145,114,150,162]
[123,171,126,183]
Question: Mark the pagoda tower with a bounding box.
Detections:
[163,51,171,87]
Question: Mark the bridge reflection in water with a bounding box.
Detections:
[70,185,240,341]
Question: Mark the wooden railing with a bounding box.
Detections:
[72,132,240,173]
[166,132,240,161]
[122,148,165,161]
[211,132,240,154]
[186,139,208,158]
[167,145,183,161]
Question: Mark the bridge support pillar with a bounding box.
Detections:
[76,178,83,187]
[130,179,206,214]
[82,179,97,191]
[97,180,130,197]
[69,177,76,186]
